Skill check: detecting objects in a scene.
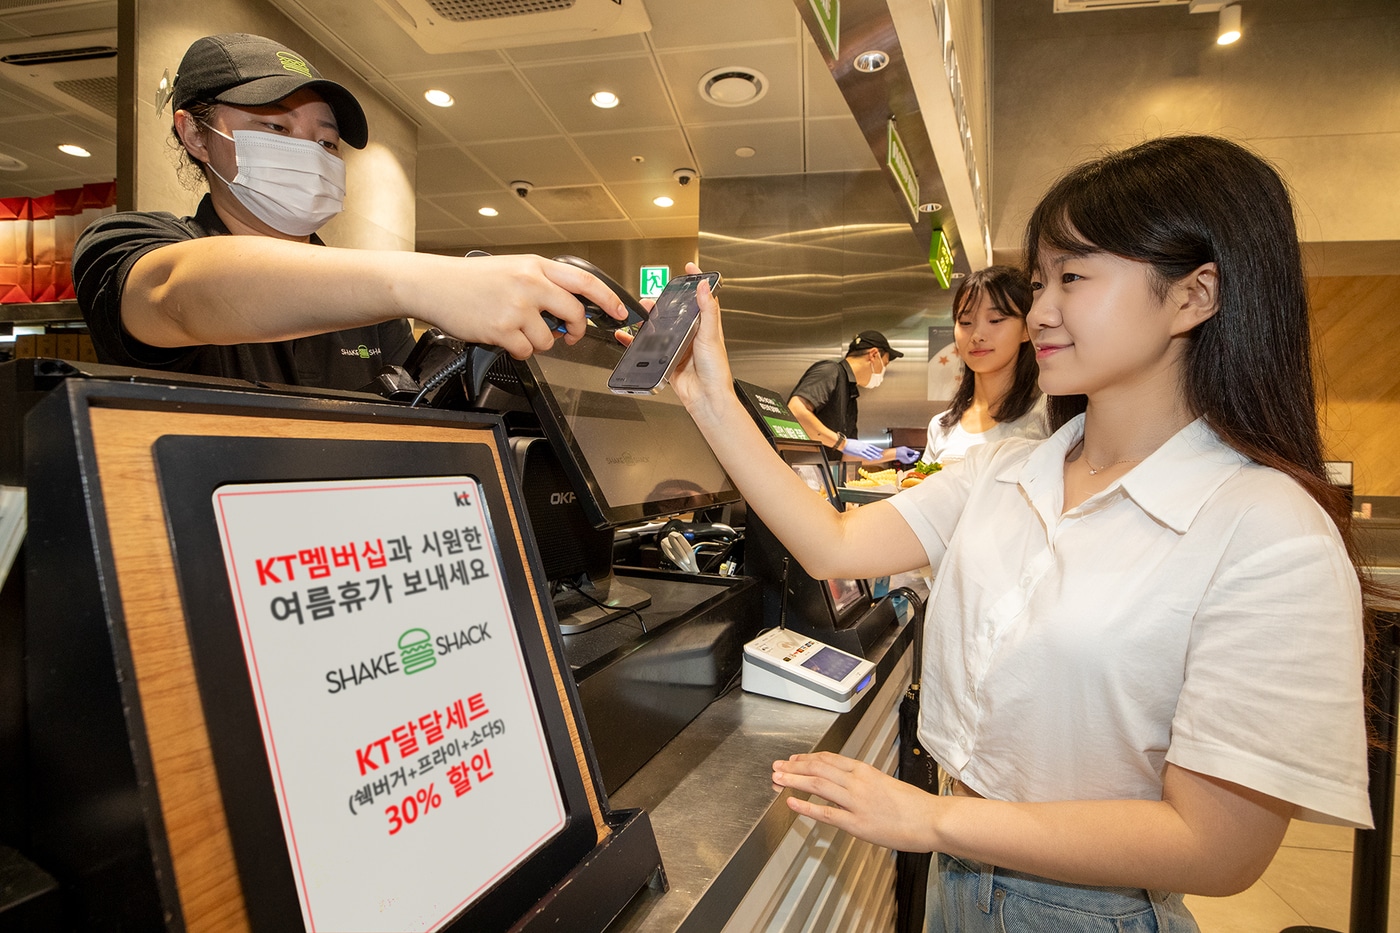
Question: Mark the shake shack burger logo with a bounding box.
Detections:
[325,624,495,694]
[277,51,313,78]
[605,452,650,466]
[341,344,383,359]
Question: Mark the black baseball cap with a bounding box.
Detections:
[848,330,904,360]
[172,33,368,149]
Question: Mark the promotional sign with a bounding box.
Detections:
[808,0,839,57]
[929,229,953,289]
[734,379,811,442]
[887,121,919,220]
[639,264,670,299]
[213,476,564,933]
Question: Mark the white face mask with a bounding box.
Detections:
[865,352,886,389]
[203,125,346,236]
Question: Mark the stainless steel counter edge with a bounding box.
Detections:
[604,615,915,932]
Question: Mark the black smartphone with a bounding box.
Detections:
[608,271,721,395]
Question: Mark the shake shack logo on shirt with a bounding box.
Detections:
[341,344,383,360]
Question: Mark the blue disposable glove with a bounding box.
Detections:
[893,446,921,465]
[843,439,885,461]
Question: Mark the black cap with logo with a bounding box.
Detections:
[847,330,904,360]
[172,33,369,149]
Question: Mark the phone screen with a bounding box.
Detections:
[608,272,720,394]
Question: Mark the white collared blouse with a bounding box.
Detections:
[888,415,1372,827]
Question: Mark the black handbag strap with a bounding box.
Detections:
[889,586,925,683]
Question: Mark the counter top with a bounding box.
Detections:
[603,613,914,932]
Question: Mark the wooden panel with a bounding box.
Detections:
[1313,275,1400,496]
[85,407,606,932]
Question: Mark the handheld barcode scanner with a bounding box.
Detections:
[367,252,649,408]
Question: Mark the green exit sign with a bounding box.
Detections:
[639,265,670,299]
[929,230,953,289]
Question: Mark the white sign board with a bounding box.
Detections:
[213,476,564,933]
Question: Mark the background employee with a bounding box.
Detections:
[787,330,917,462]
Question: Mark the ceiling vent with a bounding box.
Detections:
[0,45,116,66]
[697,67,768,107]
[373,0,651,53]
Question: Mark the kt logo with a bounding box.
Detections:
[454,490,472,507]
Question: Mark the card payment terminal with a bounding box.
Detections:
[741,627,876,712]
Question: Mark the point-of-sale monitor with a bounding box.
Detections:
[513,327,740,531]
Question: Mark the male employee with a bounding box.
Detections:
[787,330,917,462]
[74,33,625,389]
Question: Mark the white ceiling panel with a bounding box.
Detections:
[474,223,563,246]
[415,146,503,196]
[606,178,699,215]
[432,191,539,226]
[801,35,854,119]
[551,219,644,242]
[465,136,597,190]
[526,184,626,223]
[645,0,800,49]
[689,119,804,178]
[503,33,649,64]
[570,127,696,184]
[805,116,881,174]
[392,69,558,143]
[518,55,675,134]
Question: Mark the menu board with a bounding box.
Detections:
[212,476,564,933]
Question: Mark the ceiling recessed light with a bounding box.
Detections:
[735,146,756,158]
[0,152,26,172]
[57,144,90,158]
[853,50,890,73]
[653,196,674,208]
[631,154,645,163]
[590,90,620,109]
[478,207,499,217]
[698,67,768,107]
[424,89,455,107]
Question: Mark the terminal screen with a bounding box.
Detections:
[800,646,861,682]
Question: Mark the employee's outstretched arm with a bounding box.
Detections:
[668,264,924,581]
[123,239,628,359]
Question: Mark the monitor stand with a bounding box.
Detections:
[551,575,653,634]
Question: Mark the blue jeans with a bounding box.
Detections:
[926,853,1199,933]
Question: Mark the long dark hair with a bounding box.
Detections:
[939,265,1040,430]
[1025,135,1381,709]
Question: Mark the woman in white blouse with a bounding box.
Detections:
[921,265,1049,467]
[662,135,1373,931]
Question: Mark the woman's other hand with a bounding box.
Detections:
[772,751,939,852]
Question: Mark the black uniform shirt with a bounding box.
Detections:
[73,194,415,390]
[789,357,860,438]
